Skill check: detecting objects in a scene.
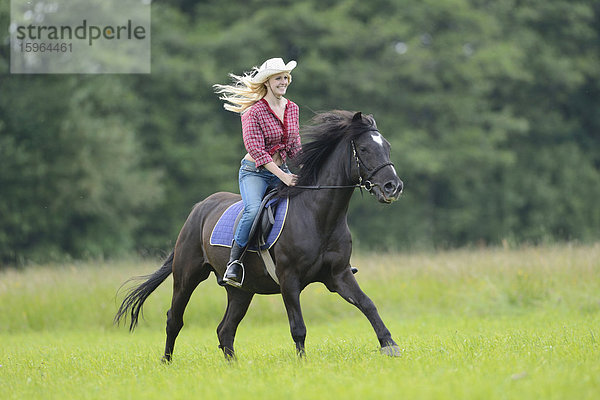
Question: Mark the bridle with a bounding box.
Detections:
[294,129,395,194]
[351,136,395,192]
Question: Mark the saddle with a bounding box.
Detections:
[235,189,280,251]
[210,190,288,284]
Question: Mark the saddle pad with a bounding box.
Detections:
[209,198,289,252]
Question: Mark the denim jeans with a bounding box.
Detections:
[233,159,288,247]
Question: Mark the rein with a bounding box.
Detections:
[293,183,366,190]
[293,131,394,193]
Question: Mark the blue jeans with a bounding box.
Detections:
[233,159,288,247]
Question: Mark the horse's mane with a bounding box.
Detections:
[279,110,377,196]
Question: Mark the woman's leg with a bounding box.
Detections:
[234,166,271,247]
[224,161,272,287]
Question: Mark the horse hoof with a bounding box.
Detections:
[161,356,172,364]
[380,345,402,357]
[220,346,237,361]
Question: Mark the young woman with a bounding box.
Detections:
[213,58,301,287]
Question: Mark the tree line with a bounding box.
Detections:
[1,0,599,265]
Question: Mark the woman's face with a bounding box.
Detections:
[266,73,290,98]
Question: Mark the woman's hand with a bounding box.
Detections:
[263,161,298,186]
[282,173,298,187]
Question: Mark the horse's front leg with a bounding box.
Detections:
[330,268,401,357]
[216,287,254,360]
[279,275,307,356]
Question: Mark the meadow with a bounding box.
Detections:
[1,244,599,399]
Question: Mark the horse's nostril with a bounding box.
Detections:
[384,180,403,197]
[384,181,397,195]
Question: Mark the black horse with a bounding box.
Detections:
[115,111,403,361]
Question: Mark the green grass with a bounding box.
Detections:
[1,245,599,399]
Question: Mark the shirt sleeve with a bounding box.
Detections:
[286,103,302,159]
[242,109,273,167]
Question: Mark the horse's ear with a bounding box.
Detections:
[352,112,362,122]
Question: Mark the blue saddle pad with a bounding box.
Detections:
[209,197,289,252]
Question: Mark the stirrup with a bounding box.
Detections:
[223,260,245,288]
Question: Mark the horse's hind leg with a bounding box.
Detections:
[329,268,401,357]
[163,256,211,363]
[216,287,254,359]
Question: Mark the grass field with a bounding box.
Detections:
[1,245,599,399]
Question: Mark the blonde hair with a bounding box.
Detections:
[213,68,292,114]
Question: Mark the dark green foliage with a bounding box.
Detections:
[1,0,599,265]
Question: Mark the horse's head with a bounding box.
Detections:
[351,112,403,203]
[283,110,403,201]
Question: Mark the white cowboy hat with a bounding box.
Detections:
[251,58,297,83]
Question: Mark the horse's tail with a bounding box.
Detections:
[114,251,174,332]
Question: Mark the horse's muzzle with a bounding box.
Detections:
[374,178,403,203]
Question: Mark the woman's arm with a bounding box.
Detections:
[263,162,298,186]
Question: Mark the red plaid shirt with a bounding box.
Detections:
[241,98,301,167]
